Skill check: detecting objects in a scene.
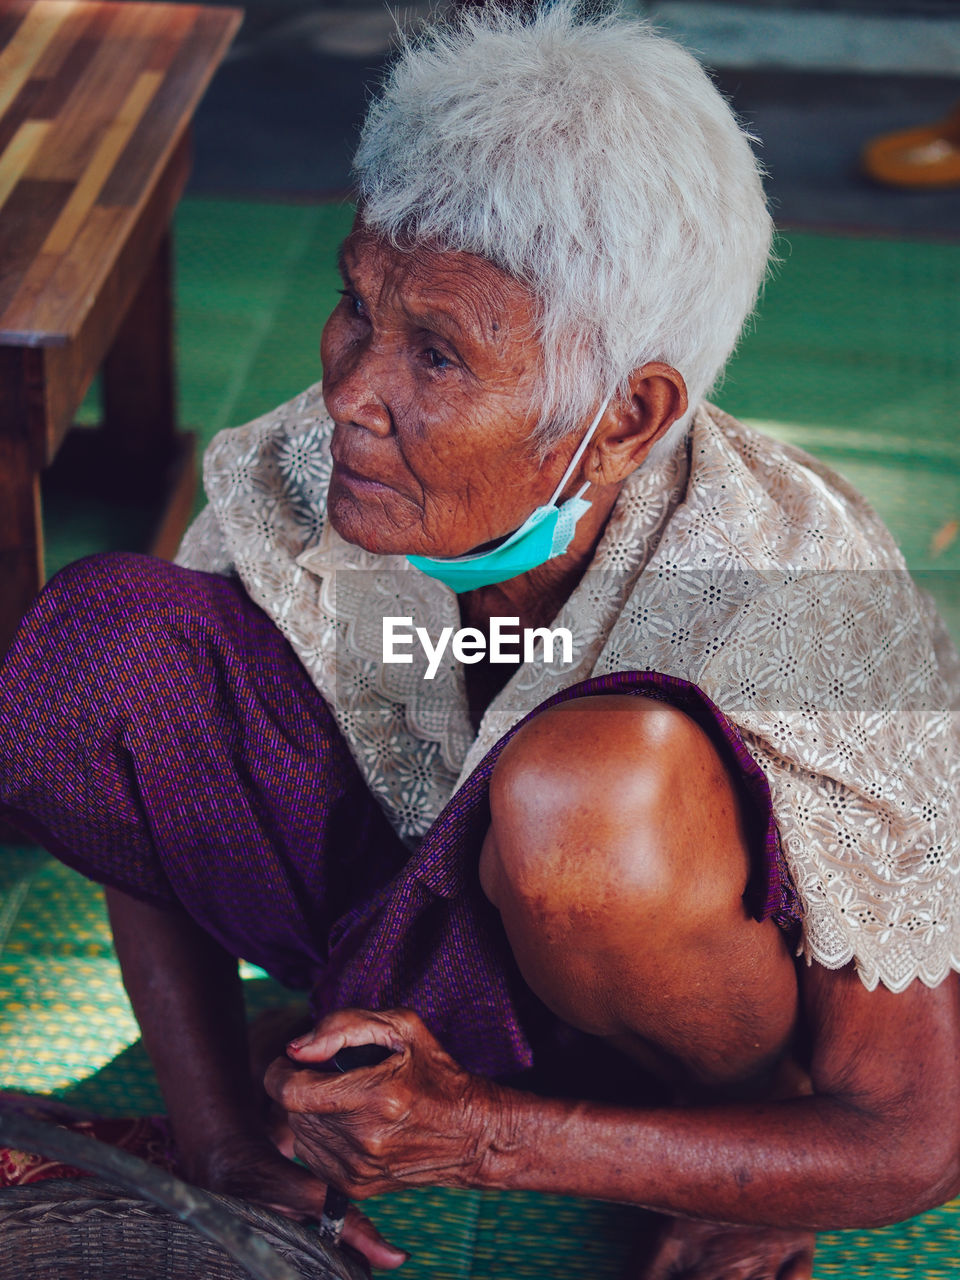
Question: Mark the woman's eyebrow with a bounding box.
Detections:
[335,241,478,348]
[407,302,466,341]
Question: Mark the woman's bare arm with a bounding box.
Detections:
[480,963,960,1226]
[268,962,960,1230]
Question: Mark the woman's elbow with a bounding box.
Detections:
[857,1114,960,1227]
[900,1139,960,1220]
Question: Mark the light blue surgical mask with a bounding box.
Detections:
[407,396,610,593]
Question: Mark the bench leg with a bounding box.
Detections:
[97,226,196,561]
[0,427,43,661]
[101,229,176,465]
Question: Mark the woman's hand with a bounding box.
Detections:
[635,1218,815,1280]
[264,1007,499,1199]
[190,1129,408,1270]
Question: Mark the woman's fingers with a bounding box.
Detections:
[264,1055,379,1115]
[286,1006,421,1064]
[265,1005,493,1198]
[343,1206,410,1271]
[235,1158,408,1269]
[197,1131,408,1268]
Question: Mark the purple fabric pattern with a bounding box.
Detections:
[0,553,800,1080]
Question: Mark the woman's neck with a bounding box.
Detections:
[460,480,619,629]
[458,481,621,727]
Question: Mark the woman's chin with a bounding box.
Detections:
[327,498,414,558]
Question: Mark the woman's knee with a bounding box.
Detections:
[0,552,245,787]
[17,553,252,691]
[44,550,172,606]
[14,553,183,661]
[480,694,798,1073]
[483,694,750,922]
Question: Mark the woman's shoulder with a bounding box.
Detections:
[687,402,905,574]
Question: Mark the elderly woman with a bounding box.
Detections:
[2,5,959,1278]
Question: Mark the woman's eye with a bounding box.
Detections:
[424,348,452,370]
[338,289,366,319]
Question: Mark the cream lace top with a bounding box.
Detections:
[176,382,960,994]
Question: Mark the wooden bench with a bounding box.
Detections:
[0,0,241,656]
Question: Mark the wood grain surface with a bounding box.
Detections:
[0,0,239,657]
[0,0,242,345]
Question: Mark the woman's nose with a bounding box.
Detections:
[322,337,394,438]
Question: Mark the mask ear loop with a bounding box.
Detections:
[546,394,611,508]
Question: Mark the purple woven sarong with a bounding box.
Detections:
[0,553,800,1080]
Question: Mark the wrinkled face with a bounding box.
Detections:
[321,226,566,557]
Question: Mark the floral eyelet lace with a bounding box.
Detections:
[177,383,960,994]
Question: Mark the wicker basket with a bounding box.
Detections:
[0,1178,370,1280]
[0,1108,371,1280]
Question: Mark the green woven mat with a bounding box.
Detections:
[2,846,960,1278]
[722,228,960,643]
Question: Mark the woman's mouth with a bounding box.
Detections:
[331,459,395,495]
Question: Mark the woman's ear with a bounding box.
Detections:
[589,364,688,486]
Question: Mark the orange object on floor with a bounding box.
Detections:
[861,102,960,189]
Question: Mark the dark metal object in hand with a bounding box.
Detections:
[318,1045,393,1243]
[331,1045,393,1074]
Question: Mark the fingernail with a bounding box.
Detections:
[372,1229,409,1263]
[287,1036,307,1051]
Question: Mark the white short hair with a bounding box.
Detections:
[353,1,773,448]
